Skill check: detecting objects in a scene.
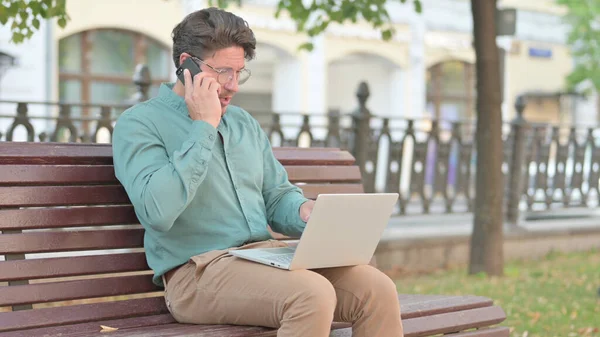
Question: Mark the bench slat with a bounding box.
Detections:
[441,327,510,337]
[0,318,510,337]
[0,142,114,165]
[0,165,360,185]
[274,148,356,166]
[329,325,510,337]
[0,229,143,254]
[0,294,496,335]
[0,275,159,307]
[403,306,507,337]
[286,166,361,183]
[0,205,138,230]
[0,253,148,282]
[0,143,355,166]
[299,183,364,199]
[1,184,366,207]
[0,186,129,207]
[69,323,278,337]
[399,295,493,319]
[0,165,117,185]
[0,314,176,337]
[0,297,168,333]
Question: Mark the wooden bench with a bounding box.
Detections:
[0,142,509,337]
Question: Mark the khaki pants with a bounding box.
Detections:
[163,240,403,337]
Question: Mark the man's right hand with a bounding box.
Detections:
[183,69,222,128]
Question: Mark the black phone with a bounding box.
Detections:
[176,57,202,84]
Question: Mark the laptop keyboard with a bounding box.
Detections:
[268,253,294,265]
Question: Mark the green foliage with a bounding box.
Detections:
[394,249,600,337]
[1,0,421,50]
[210,0,422,51]
[0,0,69,43]
[556,0,600,93]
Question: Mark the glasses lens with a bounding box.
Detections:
[217,69,251,85]
[238,69,251,85]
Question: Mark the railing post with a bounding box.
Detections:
[51,105,78,142]
[325,109,341,148]
[128,64,152,105]
[296,115,313,147]
[6,103,34,142]
[93,106,114,143]
[350,81,372,186]
[506,95,529,226]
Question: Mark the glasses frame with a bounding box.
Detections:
[188,54,251,85]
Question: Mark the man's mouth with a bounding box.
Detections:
[219,97,231,106]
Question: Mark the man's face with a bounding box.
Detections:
[199,46,246,113]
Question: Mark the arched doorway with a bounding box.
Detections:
[426,60,475,121]
[327,52,402,116]
[230,42,301,116]
[58,28,172,106]
[425,60,476,196]
[327,52,404,192]
[230,42,302,146]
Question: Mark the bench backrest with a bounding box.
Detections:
[0,142,362,333]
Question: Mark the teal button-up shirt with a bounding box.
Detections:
[112,83,309,286]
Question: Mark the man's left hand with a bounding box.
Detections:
[299,200,315,222]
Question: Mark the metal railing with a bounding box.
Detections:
[1,64,598,222]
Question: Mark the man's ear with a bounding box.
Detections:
[178,53,191,67]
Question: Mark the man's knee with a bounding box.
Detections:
[286,270,337,317]
[351,265,399,306]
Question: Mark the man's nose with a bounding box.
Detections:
[224,79,238,93]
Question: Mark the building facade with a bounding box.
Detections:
[0,0,594,132]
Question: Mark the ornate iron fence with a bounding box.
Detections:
[1,64,598,221]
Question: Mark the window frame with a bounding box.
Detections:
[58,29,171,105]
[426,60,476,120]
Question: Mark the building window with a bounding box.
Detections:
[58,29,171,107]
[426,61,475,121]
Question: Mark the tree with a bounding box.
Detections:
[468,0,504,277]
[0,0,421,49]
[556,0,600,94]
[1,0,507,277]
[0,0,69,43]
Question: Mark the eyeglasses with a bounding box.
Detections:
[189,55,251,85]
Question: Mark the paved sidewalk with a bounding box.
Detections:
[382,209,600,241]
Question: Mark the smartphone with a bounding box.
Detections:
[176,57,202,84]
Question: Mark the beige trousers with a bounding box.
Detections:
[163,240,403,337]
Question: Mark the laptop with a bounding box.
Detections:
[228,193,398,270]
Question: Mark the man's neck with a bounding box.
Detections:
[172,81,185,97]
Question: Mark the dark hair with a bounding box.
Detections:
[171,7,256,67]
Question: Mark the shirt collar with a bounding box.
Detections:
[157,82,188,113]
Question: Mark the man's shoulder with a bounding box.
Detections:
[119,98,162,122]
[115,97,171,133]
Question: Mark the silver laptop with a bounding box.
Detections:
[228,193,398,270]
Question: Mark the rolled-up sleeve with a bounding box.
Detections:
[112,112,217,233]
[258,126,309,237]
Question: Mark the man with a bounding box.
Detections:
[112,7,403,337]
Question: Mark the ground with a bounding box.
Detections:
[394,249,600,337]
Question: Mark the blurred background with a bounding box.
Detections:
[0,1,599,335]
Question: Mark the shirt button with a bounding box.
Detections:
[209,134,215,141]
[200,160,206,165]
